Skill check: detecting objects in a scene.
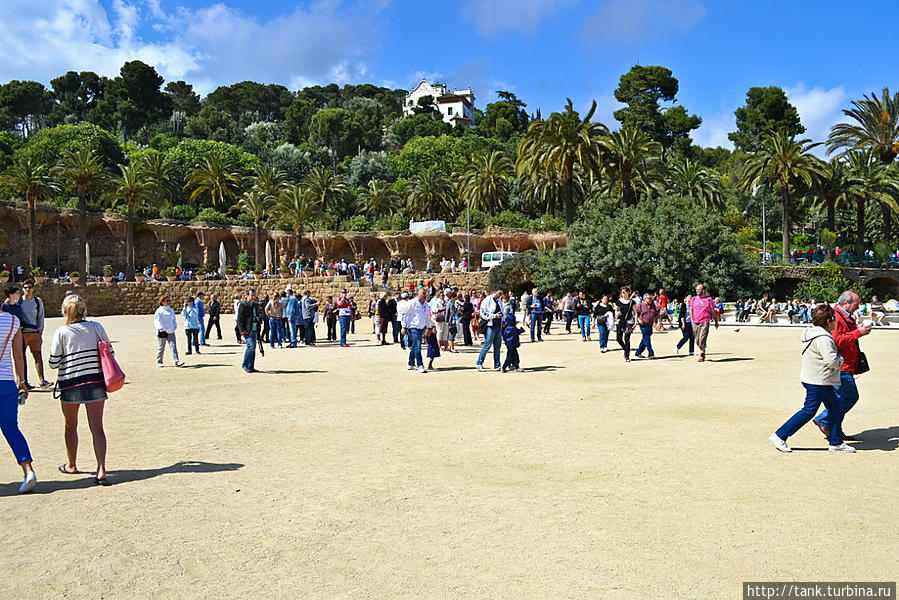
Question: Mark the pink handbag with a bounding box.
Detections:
[96,326,125,392]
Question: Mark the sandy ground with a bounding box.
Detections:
[1,315,896,599]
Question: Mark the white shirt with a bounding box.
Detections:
[154,305,178,332]
[403,298,431,329]
[479,294,500,322]
[397,299,409,321]
[0,312,20,381]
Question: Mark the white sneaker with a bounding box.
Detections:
[175,361,185,367]
[407,365,415,370]
[417,366,427,373]
[157,362,164,367]
[674,346,679,355]
[476,364,485,372]
[769,433,792,453]
[18,471,36,493]
[828,443,856,453]
[515,368,524,373]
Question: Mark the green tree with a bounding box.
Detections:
[666,157,724,211]
[406,166,456,220]
[163,80,201,116]
[358,179,401,221]
[809,157,854,237]
[534,196,761,298]
[308,108,363,167]
[250,163,286,202]
[478,91,529,139]
[274,183,321,240]
[613,65,701,160]
[729,86,805,153]
[516,99,607,226]
[457,150,513,215]
[47,70,106,125]
[740,130,822,264]
[187,153,243,209]
[300,166,349,214]
[14,122,124,168]
[108,161,160,279]
[52,148,109,274]
[386,113,451,148]
[161,139,259,201]
[236,189,273,267]
[0,80,51,137]
[598,125,662,205]
[0,160,58,269]
[114,60,171,139]
[844,151,899,256]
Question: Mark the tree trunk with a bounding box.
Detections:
[254,223,262,270]
[781,185,791,265]
[126,203,135,280]
[881,202,893,244]
[27,197,36,271]
[856,199,866,258]
[826,200,835,234]
[79,192,88,275]
[563,175,574,227]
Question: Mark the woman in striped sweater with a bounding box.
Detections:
[49,295,111,485]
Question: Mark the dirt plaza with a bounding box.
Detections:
[1,315,896,599]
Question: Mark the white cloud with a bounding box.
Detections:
[582,0,706,44]
[785,83,849,148]
[693,110,734,149]
[0,0,386,95]
[464,0,578,36]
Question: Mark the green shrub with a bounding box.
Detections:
[793,262,871,303]
[461,208,488,229]
[374,213,407,231]
[342,215,373,232]
[159,204,197,221]
[237,253,255,272]
[488,210,531,229]
[534,213,566,231]
[191,208,232,226]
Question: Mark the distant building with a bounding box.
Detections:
[402,79,476,127]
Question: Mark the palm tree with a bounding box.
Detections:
[518,167,566,216]
[0,160,58,270]
[457,150,513,215]
[140,150,178,207]
[827,88,899,164]
[274,184,320,246]
[251,163,286,201]
[236,189,273,268]
[740,130,822,264]
[666,157,724,211]
[598,125,662,206]
[358,179,400,222]
[301,166,349,214]
[187,153,242,210]
[516,99,607,226]
[828,88,899,242]
[406,166,455,221]
[844,151,899,257]
[110,161,163,280]
[809,157,855,236]
[52,148,108,275]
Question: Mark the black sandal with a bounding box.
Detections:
[93,477,110,486]
[58,464,79,474]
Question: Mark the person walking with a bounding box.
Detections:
[425,326,440,371]
[237,289,260,373]
[284,289,300,348]
[813,291,872,442]
[401,287,430,373]
[182,297,201,355]
[562,292,577,334]
[265,295,284,349]
[615,287,635,363]
[50,295,114,484]
[575,291,593,342]
[459,294,474,346]
[324,296,337,342]
[527,288,543,342]
[154,295,183,367]
[2,285,38,389]
[770,304,855,453]
[593,294,613,352]
[336,290,352,347]
[634,293,659,359]
[690,283,718,362]
[675,295,695,356]
[195,291,208,346]
[501,313,525,372]
[388,292,400,344]
[542,292,556,336]
[205,293,222,340]
[431,289,448,350]
[18,279,50,388]
[476,289,504,372]
[301,290,318,346]
[0,306,37,493]
[377,292,390,346]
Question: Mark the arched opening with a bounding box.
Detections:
[864,276,899,298]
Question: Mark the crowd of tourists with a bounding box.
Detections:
[736,295,895,326]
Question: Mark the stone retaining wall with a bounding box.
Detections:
[29,272,491,316]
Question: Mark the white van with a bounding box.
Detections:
[480,251,517,270]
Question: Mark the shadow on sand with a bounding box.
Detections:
[848,426,899,451]
[0,460,244,496]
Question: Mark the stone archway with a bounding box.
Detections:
[864,276,899,297]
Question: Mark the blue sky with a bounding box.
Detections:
[2,0,896,149]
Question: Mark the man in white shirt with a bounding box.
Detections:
[476,289,504,372]
[401,287,430,373]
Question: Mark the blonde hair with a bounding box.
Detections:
[61,294,87,325]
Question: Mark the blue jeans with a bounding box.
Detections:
[392,319,400,343]
[0,381,31,464]
[815,372,858,438]
[777,383,843,446]
[242,331,257,371]
[577,314,591,339]
[529,313,543,341]
[269,318,283,347]
[198,317,206,344]
[477,324,502,368]
[636,324,654,357]
[502,347,520,370]
[338,316,351,345]
[407,327,424,367]
[597,323,610,349]
[288,316,299,345]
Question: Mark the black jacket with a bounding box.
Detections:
[385,298,397,320]
[236,300,259,335]
[207,300,221,319]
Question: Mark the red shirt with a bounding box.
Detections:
[658,294,669,309]
[832,305,863,374]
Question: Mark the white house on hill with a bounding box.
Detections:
[403,79,476,127]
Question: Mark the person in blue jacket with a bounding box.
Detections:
[283,289,300,348]
[526,287,543,342]
[501,313,524,372]
[181,297,201,354]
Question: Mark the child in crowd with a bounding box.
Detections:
[425,325,440,371]
[501,313,524,372]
